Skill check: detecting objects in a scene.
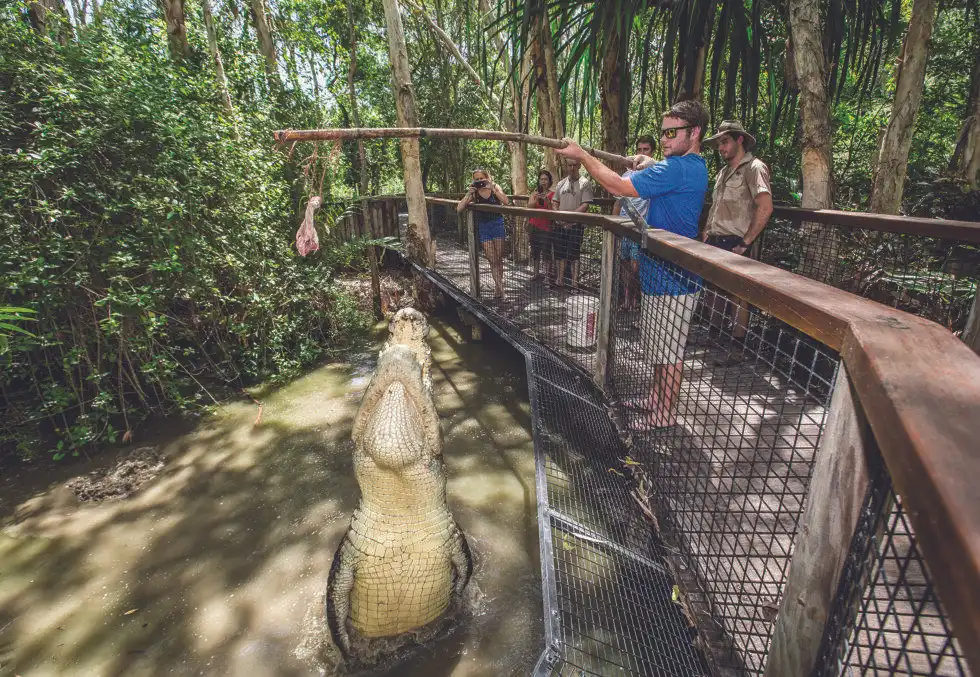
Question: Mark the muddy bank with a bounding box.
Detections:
[0,316,542,676]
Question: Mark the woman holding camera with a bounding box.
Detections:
[457,169,510,300]
[527,169,555,284]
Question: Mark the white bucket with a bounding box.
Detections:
[566,295,600,350]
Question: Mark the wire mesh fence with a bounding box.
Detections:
[812,459,972,677]
[605,236,838,675]
[758,217,980,334]
[528,349,710,677]
[414,199,973,676]
[427,199,609,375]
[409,260,712,676]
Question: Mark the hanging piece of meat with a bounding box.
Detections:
[296,196,323,256]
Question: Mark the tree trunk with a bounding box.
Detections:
[475,0,528,196]
[347,4,369,196]
[691,2,717,101]
[869,0,938,214]
[160,0,191,62]
[286,41,302,91]
[309,52,320,99]
[381,0,432,265]
[68,0,83,26]
[599,15,628,158]
[950,40,980,188]
[530,8,564,177]
[788,2,837,283]
[961,92,980,190]
[202,0,237,135]
[249,0,279,88]
[29,0,72,42]
[509,52,531,195]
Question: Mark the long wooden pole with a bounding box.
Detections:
[273,127,633,167]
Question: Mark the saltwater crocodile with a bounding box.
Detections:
[326,308,472,659]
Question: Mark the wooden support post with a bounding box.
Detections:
[763,368,875,677]
[361,197,371,237]
[457,210,466,244]
[466,210,481,297]
[456,307,483,341]
[362,198,383,319]
[594,228,616,390]
[512,214,529,265]
[963,288,980,355]
[389,199,398,237]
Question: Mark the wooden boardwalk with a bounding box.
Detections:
[430,231,835,674]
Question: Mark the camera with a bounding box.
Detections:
[471,179,488,189]
[537,197,546,207]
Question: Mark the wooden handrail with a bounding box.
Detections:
[771,206,980,243]
[424,196,980,671]
[424,194,980,242]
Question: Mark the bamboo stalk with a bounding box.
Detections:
[272,127,633,167]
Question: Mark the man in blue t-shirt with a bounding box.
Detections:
[556,100,710,431]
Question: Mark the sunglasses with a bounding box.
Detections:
[660,125,694,140]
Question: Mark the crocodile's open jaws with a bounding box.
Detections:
[326,308,472,662]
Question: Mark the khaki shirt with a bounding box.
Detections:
[705,153,771,238]
[552,175,594,213]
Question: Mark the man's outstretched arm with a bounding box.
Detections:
[556,139,640,198]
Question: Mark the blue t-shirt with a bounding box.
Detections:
[629,154,708,295]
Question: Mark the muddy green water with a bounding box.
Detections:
[0,317,543,676]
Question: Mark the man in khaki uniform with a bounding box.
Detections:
[702,121,773,340]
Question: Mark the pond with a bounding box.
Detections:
[0,315,542,676]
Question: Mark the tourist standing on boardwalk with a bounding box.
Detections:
[551,158,594,288]
[702,121,773,341]
[457,168,510,300]
[528,169,556,284]
[613,135,656,312]
[556,100,709,432]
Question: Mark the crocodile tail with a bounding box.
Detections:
[450,520,474,598]
[326,531,355,659]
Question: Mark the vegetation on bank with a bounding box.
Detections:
[1,19,370,460]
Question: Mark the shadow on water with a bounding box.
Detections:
[0,311,542,676]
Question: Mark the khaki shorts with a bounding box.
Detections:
[640,293,698,364]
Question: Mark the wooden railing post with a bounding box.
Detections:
[594,228,616,390]
[763,367,875,677]
[362,198,383,319]
[466,209,481,297]
[963,289,980,355]
[457,210,466,244]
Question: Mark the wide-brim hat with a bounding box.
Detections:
[704,120,757,151]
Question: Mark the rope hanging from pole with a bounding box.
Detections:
[273,127,634,167]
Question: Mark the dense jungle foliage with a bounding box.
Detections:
[0,15,372,459]
[2,0,978,460]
